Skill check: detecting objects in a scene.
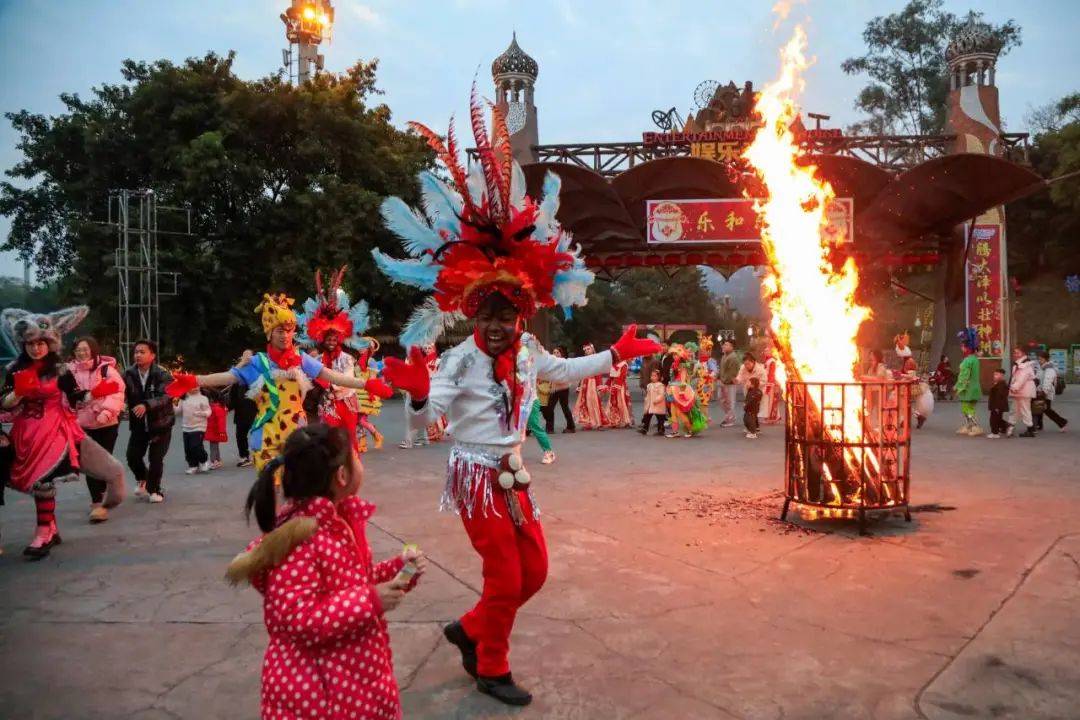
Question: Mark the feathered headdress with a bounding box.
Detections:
[894,330,912,358]
[255,294,297,339]
[295,266,374,350]
[373,84,594,348]
[957,327,980,353]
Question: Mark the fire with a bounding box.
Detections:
[744,26,870,385]
[747,26,905,515]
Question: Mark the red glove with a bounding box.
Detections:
[165,372,199,399]
[382,346,431,401]
[611,324,662,362]
[364,378,394,400]
[91,379,121,399]
[13,369,40,397]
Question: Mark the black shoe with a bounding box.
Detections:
[1019,429,1037,438]
[23,533,59,560]
[563,427,576,434]
[477,673,532,706]
[637,428,647,435]
[443,621,478,678]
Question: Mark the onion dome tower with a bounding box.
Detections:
[946,16,1003,154]
[945,16,1009,372]
[492,33,539,165]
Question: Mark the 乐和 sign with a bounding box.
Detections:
[646,198,853,245]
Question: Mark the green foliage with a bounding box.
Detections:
[0,53,432,369]
[553,268,723,351]
[1007,94,1080,280]
[842,0,1020,134]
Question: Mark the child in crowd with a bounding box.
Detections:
[987,368,1009,438]
[227,423,426,720]
[175,386,211,474]
[639,368,667,436]
[204,388,228,469]
[744,377,763,439]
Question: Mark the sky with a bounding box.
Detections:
[1,0,1077,280]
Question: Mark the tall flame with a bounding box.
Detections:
[744,26,870,384]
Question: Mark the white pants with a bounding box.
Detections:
[1010,397,1032,428]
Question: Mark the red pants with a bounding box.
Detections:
[459,487,548,677]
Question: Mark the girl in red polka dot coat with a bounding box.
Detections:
[227,423,427,720]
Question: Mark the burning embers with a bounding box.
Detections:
[743,25,916,532]
[781,381,912,533]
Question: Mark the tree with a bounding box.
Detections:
[0,53,432,369]
[841,0,1020,135]
[553,267,723,351]
[1006,94,1080,279]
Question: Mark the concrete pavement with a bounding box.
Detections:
[1,394,1078,719]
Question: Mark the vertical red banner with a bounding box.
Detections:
[965,224,1004,358]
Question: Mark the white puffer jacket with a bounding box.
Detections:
[1009,357,1037,399]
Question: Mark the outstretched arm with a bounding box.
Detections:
[535,325,661,386]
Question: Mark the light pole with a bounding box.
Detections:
[281,0,334,85]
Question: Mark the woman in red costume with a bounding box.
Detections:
[1,306,125,559]
[572,343,607,430]
[603,357,633,428]
[373,92,661,706]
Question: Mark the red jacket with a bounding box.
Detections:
[229,496,405,720]
[205,402,228,443]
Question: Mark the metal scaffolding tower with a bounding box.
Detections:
[280,1,334,85]
[109,189,184,365]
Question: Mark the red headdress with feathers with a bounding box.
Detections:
[400,86,574,319]
[304,266,354,345]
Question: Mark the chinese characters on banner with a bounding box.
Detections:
[646,198,853,245]
[965,224,1004,358]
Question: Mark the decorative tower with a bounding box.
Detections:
[945,17,1009,377]
[492,33,539,165]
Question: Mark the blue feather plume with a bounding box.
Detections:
[371,249,440,291]
[400,297,465,349]
[419,172,463,236]
[534,171,562,243]
[380,196,442,256]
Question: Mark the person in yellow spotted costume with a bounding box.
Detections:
[168,293,384,470]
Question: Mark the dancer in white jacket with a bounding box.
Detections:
[374,89,661,707]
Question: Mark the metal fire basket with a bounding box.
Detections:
[781,380,913,533]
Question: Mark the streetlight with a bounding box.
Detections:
[281,0,335,84]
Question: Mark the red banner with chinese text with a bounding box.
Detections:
[965,224,1005,359]
[646,198,852,245]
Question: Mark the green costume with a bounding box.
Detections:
[954,353,982,420]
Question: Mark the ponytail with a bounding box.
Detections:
[245,456,284,533]
[242,423,350,533]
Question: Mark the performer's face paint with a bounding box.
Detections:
[270,323,296,352]
[323,331,341,354]
[25,339,49,361]
[474,293,521,357]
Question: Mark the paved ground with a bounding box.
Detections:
[1,392,1078,720]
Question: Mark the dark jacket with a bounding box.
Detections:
[123,363,174,435]
[744,387,763,416]
[227,382,258,428]
[988,380,1009,413]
